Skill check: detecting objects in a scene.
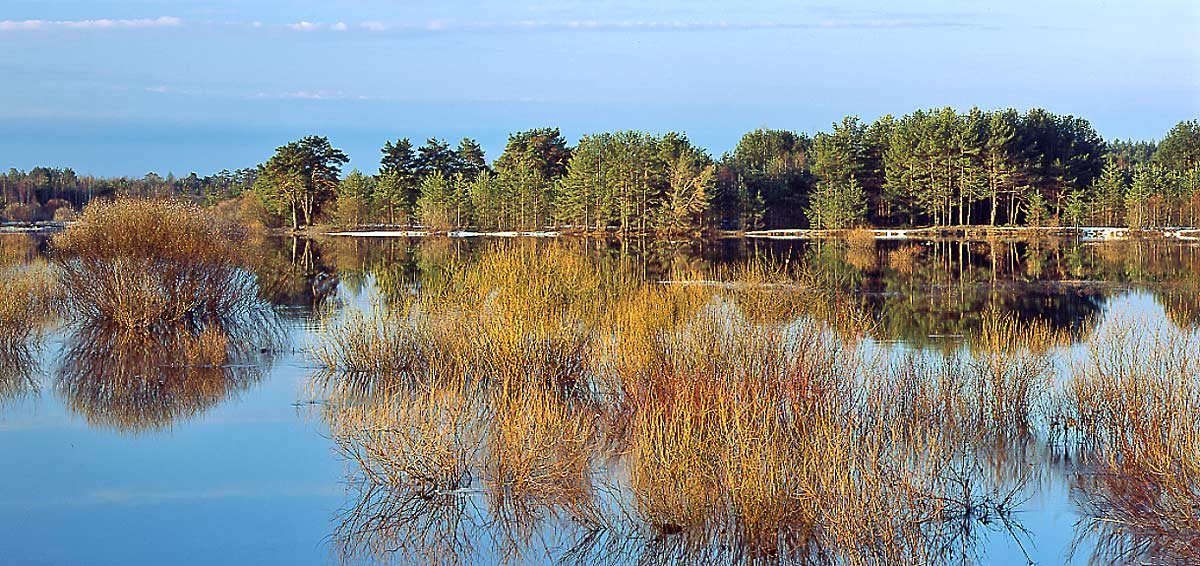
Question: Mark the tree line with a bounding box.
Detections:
[5,109,1198,232]
[0,166,257,222]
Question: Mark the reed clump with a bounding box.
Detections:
[332,382,483,495]
[0,234,39,266]
[0,268,54,345]
[1058,318,1200,563]
[53,197,262,328]
[845,228,879,271]
[967,310,1062,431]
[317,240,1050,564]
[0,269,49,406]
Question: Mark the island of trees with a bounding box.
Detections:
[2,109,1197,234]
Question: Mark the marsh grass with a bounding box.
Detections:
[0,234,39,266]
[0,237,57,405]
[0,266,55,344]
[314,240,1069,563]
[1056,317,1200,564]
[888,244,925,274]
[53,198,264,328]
[846,228,879,272]
[967,310,1064,431]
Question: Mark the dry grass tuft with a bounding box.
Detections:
[316,240,1066,564]
[53,197,263,328]
[1052,318,1200,564]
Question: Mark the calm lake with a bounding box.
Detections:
[2,233,1198,565]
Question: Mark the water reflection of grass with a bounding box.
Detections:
[0,243,56,405]
[56,320,282,433]
[314,241,1074,564]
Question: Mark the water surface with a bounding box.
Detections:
[2,234,1197,565]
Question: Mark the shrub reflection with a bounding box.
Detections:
[56,318,281,433]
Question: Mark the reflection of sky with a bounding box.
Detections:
[0,0,1197,175]
[0,323,343,565]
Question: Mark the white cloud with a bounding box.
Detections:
[285,21,320,31]
[260,17,991,36]
[0,16,181,32]
[254,90,376,101]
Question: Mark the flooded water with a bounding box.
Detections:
[2,233,1198,565]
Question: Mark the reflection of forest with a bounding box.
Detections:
[250,236,1200,345]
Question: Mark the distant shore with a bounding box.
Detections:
[7,221,1197,243]
[317,224,1200,242]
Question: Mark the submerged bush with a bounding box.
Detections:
[53,198,263,328]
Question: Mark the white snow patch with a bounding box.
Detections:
[326,230,430,237]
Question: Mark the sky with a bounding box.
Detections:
[0,0,1197,176]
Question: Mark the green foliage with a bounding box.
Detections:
[338,170,376,201]
[1022,187,1049,227]
[1126,165,1166,228]
[373,170,412,225]
[494,128,571,230]
[415,171,459,230]
[335,170,377,227]
[467,171,505,230]
[717,129,811,229]
[454,138,488,180]
[657,144,715,234]
[1154,120,1200,172]
[254,136,348,229]
[416,138,457,179]
[808,117,868,229]
[13,115,1199,234]
[1093,158,1129,226]
[1062,189,1089,227]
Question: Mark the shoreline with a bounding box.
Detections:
[9,220,1193,243]
[312,224,1200,242]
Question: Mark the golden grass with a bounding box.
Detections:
[1056,317,1200,564]
[0,268,53,343]
[845,228,879,271]
[0,234,39,266]
[316,240,1071,563]
[888,244,924,274]
[53,197,262,328]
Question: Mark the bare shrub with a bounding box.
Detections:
[2,202,40,223]
[53,197,265,328]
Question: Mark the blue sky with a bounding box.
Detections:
[0,0,1197,176]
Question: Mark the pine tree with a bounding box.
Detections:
[416,170,457,230]
[454,138,488,180]
[1093,158,1128,226]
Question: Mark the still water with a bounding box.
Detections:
[1,234,1197,565]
